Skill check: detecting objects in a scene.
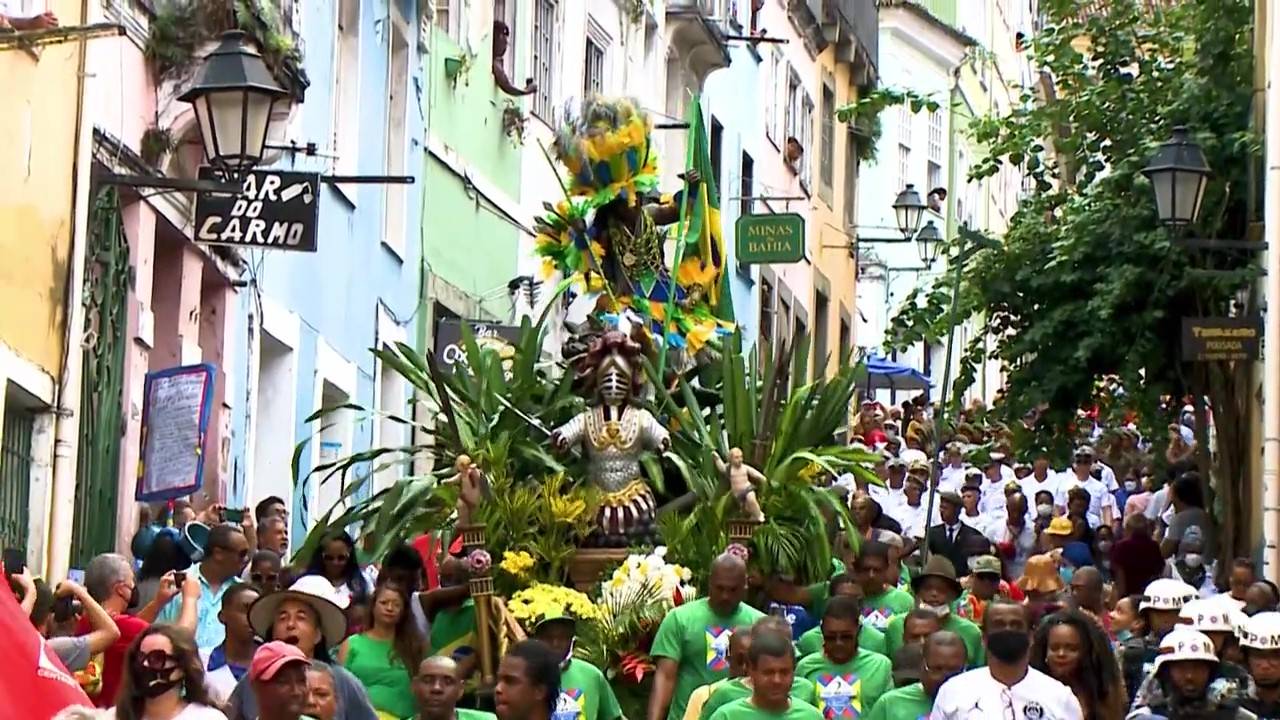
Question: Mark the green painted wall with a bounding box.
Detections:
[915,0,957,26]
[422,26,525,320]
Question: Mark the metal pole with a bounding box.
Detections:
[921,243,966,564]
[1261,0,1280,578]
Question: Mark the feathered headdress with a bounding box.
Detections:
[552,96,659,207]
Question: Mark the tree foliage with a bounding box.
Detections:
[887,0,1257,555]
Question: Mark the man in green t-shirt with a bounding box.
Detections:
[531,612,623,720]
[865,630,966,720]
[795,576,886,658]
[854,542,914,632]
[413,655,497,720]
[794,596,893,719]
[882,557,984,666]
[706,632,821,720]
[699,619,817,719]
[649,554,765,720]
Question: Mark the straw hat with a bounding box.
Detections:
[249,575,350,648]
[1016,554,1064,594]
[1153,628,1219,671]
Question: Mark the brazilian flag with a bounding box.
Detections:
[677,99,733,322]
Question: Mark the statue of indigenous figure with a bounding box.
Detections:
[551,330,670,546]
[533,96,731,370]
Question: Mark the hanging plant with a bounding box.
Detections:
[444,51,475,87]
[145,0,309,100]
[502,101,528,147]
[139,126,177,167]
[622,0,648,24]
[836,86,940,164]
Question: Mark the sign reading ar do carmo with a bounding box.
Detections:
[735,213,805,264]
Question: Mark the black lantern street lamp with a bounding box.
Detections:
[1141,126,1211,229]
[916,219,943,266]
[179,30,288,182]
[893,184,926,240]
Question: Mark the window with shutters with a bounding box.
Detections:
[332,0,362,196]
[584,35,605,97]
[383,5,411,255]
[820,80,835,203]
[532,0,558,122]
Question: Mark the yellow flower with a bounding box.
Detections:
[500,550,536,577]
[550,494,587,523]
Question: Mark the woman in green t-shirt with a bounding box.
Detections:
[339,583,425,719]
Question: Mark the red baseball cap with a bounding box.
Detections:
[250,641,311,682]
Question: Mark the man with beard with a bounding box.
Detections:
[413,655,496,720]
[1241,612,1280,718]
[79,552,199,707]
[865,631,966,720]
[1130,628,1255,719]
[932,600,1082,719]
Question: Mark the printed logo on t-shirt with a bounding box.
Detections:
[860,607,891,631]
[705,626,732,671]
[551,687,585,720]
[1024,701,1045,720]
[815,672,862,719]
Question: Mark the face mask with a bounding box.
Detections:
[131,666,182,699]
[1059,566,1074,583]
[1183,553,1204,568]
[1124,481,1139,492]
[559,637,576,670]
[1037,504,1053,518]
[1097,541,1113,555]
[1115,629,1133,643]
[919,602,950,619]
[985,629,1031,663]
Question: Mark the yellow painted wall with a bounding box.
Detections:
[810,48,859,378]
[0,0,81,378]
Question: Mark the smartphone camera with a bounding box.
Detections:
[174,571,187,588]
[223,508,245,523]
[53,596,82,622]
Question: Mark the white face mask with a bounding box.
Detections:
[1183,553,1204,568]
[1124,480,1139,492]
[1037,504,1053,518]
[919,602,950,619]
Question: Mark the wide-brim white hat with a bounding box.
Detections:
[249,575,350,648]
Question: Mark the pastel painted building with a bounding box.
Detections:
[235,0,427,537]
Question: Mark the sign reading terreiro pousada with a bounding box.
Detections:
[735,213,805,264]
[1181,316,1262,362]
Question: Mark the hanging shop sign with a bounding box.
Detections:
[195,168,320,251]
[433,318,523,372]
[735,213,806,264]
[135,364,216,502]
[1181,316,1262,362]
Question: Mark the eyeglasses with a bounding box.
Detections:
[135,649,179,672]
[323,554,350,564]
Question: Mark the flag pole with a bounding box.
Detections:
[656,96,700,379]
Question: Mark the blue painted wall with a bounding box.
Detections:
[703,39,766,346]
[223,0,426,540]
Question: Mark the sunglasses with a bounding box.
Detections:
[135,649,179,672]
[251,572,280,585]
[323,554,350,564]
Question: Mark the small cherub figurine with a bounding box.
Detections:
[714,447,765,521]
[448,454,489,527]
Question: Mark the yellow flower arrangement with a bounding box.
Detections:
[499,550,536,578]
[508,583,602,627]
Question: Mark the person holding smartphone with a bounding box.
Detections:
[13,574,122,674]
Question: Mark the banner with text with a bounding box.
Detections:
[135,364,216,502]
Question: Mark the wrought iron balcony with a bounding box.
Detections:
[666,0,731,85]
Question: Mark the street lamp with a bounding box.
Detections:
[179,30,288,182]
[916,220,943,266]
[1141,126,1211,229]
[893,184,926,239]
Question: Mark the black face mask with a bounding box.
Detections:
[131,666,182,698]
[986,629,1031,663]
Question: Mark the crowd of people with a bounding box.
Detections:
[7,393,1280,720]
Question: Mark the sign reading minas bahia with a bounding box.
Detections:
[735,213,805,264]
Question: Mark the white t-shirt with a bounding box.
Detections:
[933,666,1083,720]
[1055,476,1117,528]
[940,464,968,490]
[104,704,228,719]
[198,647,239,708]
